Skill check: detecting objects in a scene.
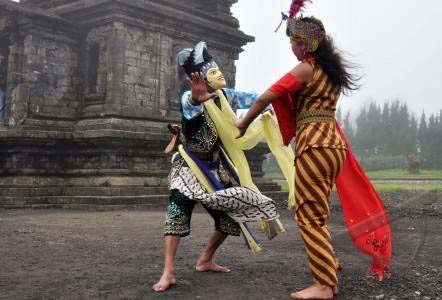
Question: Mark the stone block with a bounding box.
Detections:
[0,0,256,208]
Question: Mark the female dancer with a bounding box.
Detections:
[235,15,359,299]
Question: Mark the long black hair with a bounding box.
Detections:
[302,17,361,95]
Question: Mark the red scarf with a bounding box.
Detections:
[270,73,392,279]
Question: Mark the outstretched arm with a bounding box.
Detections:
[235,90,278,137]
[235,63,313,138]
[224,89,259,110]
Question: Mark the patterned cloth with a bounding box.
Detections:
[181,90,204,120]
[287,17,325,53]
[179,108,219,154]
[164,190,194,237]
[291,63,347,287]
[165,148,241,236]
[294,147,346,286]
[170,164,278,223]
[268,60,391,277]
[294,64,346,157]
[223,88,259,110]
[164,89,257,237]
[165,89,279,239]
[165,189,240,237]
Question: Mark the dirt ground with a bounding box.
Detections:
[0,201,441,300]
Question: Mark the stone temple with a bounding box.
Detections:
[0,0,285,208]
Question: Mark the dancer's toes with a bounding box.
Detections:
[152,275,176,292]
[290,284,334,300]
[195,262,231,273]
[366,269,391,281]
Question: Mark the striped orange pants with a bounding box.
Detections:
[294,147,346,287]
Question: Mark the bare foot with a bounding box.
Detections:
[152,273,176,292]
[366,269,391,281]
[290,284,334,300]
[195,261,231,273]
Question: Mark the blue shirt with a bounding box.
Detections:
[181,88,259,120]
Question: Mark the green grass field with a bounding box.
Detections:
[266,169,442,180]
[272,168,442,192]
[371,183,442,192]
[278,182,442,192]
[365,169,442,180]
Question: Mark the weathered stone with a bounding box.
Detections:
[0,0,283,208]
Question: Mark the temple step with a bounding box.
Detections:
[0,186,170,197]
[0,195,169,208]
[0,183,288,209]
[262,190,289,203]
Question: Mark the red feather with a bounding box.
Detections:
[289,0,312,18]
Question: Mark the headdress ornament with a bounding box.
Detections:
[177,41,218,78]
[275,0,325,53]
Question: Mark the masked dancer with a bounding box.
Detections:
[153,41,286,292]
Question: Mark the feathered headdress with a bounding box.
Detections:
[289,0,311,18]
[177,41,218,78]
[275,0,325,53]
[275,0,311,32]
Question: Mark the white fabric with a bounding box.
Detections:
[170,166,278,223]
[181,91,203,120]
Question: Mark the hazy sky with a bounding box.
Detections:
[232,0,442,117]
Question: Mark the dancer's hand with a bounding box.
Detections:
[235,119,247,139]
[186,72,216,104]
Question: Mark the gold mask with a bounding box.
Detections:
[205,67,227,90]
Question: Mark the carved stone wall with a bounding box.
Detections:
[23,34,81,119]
[0,0,286,208]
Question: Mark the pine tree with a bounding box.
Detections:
[419,111,427,135]
[354,107,369,157]
[436,111,442,168]
[408,115,418,155]
[424,114,442,168]
[336,106,343,126]
[380,102,391,155]
[350,101,441,170]
[418,111,427,159]
[399,103,411,155]
[343,111,354,143]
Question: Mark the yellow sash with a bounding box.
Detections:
[203,90,296,208]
